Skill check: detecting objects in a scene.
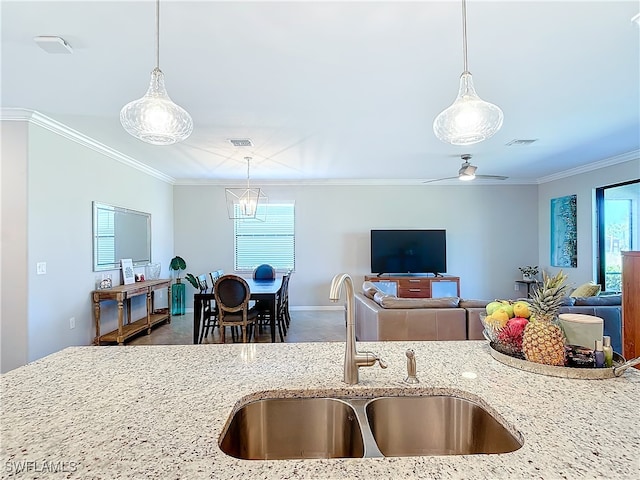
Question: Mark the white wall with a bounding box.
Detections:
[1,122,29,372]
[174,183,540,307]
[537,157,640,286]
[1,117,175,372]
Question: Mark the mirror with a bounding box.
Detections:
[93,202,151,271]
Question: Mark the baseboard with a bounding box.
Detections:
[289,306,344,311]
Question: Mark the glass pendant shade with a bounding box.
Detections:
[120,67,193,145]
[433,72,503,146]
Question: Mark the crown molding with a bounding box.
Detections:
[536,149,640,184]
[173,177,537,187]
[0,108,176,185]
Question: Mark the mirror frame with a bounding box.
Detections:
[93,202,152,271]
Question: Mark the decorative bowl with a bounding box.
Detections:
[480,313,526,359]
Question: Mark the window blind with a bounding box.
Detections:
[234,203,295,271]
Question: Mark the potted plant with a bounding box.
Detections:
[170,256,187,315]
[518,265,539,282]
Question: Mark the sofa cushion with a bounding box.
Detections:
[573,294,621,306]
[375,295,460,309]
[570,282,601,297]
[459,299,490,308]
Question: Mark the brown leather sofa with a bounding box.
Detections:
[354,291,467,341]
[355,282,622,351]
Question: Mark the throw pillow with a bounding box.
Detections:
[570,282,601,298]
[362,281,380,299]
[573,294,621,306]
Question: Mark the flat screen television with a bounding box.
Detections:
[370,229,447,275]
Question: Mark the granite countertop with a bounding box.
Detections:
[2,341,639,479]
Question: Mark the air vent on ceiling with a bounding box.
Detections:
[34,36,73,54]
[506,139,538,146]
[228,139,253,147]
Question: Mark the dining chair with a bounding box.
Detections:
[209,270,222,286]
[199,273,220,343]
[273,272,291,338]
[253,264,275,280]
[279,270,292,329]
[214,274,258,343]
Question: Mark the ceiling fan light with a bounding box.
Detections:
[433,72,504,146]
[120,68,193,145]
[458,161,477,180]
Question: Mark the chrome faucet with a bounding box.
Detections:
[329,273,387,384]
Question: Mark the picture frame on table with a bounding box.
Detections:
[121,258,135,285]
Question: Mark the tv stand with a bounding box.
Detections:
[364,274,460,298]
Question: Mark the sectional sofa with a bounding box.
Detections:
[354,282,623,353]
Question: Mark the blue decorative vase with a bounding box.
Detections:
[171,280,186,315]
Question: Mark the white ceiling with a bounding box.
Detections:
[2,0,639,184]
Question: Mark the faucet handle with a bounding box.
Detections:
[377,356,388,369]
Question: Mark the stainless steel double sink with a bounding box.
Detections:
[219,393,523,460]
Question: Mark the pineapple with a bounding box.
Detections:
[522,270,570,366]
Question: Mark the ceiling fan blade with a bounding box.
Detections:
[475,175,508,180]
[422,176,458,184]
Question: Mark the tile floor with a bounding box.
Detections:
[128,309,346,345]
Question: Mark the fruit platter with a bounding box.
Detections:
[481,271,640,379]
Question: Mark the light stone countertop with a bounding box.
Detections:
[1,341,639,479]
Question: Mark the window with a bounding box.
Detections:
[234,203,295,271]
[596,179,639,291]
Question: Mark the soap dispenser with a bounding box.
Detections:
[594,340,605,368]
[602,336,613,368]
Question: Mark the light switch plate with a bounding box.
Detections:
[37,262,47,275]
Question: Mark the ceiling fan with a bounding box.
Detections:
[423,154,508,183]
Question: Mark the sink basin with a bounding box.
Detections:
[219,393,522,459]
[219,397,364,460]
[365,395,523,456]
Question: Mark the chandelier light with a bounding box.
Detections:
[433,0,503,146]
[120,0,193,145]
[225,157,268,221]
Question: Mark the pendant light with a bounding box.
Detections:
[433,0,503,146]
[120,0,193,145]
[225,157,268,222]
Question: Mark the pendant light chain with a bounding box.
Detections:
[246,157,252,190]
[461,0,468,74]
[155,0,160,69]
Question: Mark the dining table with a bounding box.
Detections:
[193,277,283,344]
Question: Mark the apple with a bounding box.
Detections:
[486,301,504,315]
[498,303,515,318]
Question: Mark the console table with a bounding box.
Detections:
[92,279,171,345]
[364,274,460,298]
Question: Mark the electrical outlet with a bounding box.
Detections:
[69,317,75,329]
[37,262,47,275]
[514,283,520,291]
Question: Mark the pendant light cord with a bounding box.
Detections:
[246,157,252,189]
[155,0,160,69]
[462,0,469,74]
